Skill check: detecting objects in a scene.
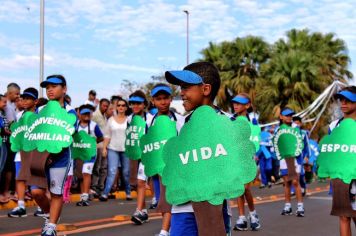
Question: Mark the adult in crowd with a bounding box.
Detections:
[84,90,99,108]
[91,98,110,195]
[100,98,132,201]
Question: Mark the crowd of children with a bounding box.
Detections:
[0,62,355,236]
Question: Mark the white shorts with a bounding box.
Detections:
[82,162,94,175]
[279,159,301,174]
[68,159,74,176]
[49,167,70,195]
[137,162,147,181]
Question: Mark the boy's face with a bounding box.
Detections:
[130,102,145,115]
[280,114,292,125]
[0,97,7,110]
[233,103,250,114]
[8,88,20,102]
[180,83,210,112]
[80,113,91,123]
[46,84,67,101]
[152,93,172,114]
[22,97,37,111]
[340,98,356,115]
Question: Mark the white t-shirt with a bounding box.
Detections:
[105,117,127,152]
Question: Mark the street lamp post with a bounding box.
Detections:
[183,10,189,65]
[39,0,45,97]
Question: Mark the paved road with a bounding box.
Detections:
[1,182,354,236]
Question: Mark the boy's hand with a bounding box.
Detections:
[102,148,107,158]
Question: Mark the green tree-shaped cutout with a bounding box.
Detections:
[162,105,257,205]
[10,111,34,152]
[140,115,177,177]
[23,101,76,153]
[273,124,304,159]
[235,116,261,152]
[317,118,356,184]
[71,130,97,161]
[125,115,146,160]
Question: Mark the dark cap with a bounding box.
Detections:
[21,87,38,100]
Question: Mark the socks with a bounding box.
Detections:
[141,209,148,214]
[285,202,291,208]
[18,200,25,209]
[249,210,256,216]
[297,202,304,209]
[159,230,169,236]
[81,193,89,201]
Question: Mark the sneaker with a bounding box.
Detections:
[233,217,248,231]
[131,210,149,225]
[8,207,27,217]
[99,194,108,202]
[249,213,261,231]
[281,206,292,216]
[259,184,266,189]
[296,207,305,217]
[149,197,158,209]
[41,223,57,236]
[34,208,49,218]
[126,194,133,201]
[76,199,90,206]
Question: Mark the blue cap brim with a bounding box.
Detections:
[40,78,64,88]
[165,70,203,85]
[80,108,92,115]
[335,90,356,102]
[129,96,145,103]
[231,96,250,104]
[281,109,295,116]
[21,92,37,99]
[151,86,172,97]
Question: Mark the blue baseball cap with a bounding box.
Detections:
[281,108,295,116]
[21,87,38,99]
[151,85,172,97]
[128,96,145,103]
[231,95,250,104]
[165,70,203,85]
[79,108,92,115]
[40,76,66,88]
[335,90,356,102]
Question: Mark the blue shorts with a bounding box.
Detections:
[280,169,288,176]
[171,212,198,236]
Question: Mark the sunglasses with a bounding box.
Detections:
[117,104,126,107]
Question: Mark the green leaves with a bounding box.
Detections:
[273,124,304,159]
[317,119,356,184]
[10,101,76,154]
[140,116,177,177]
[71,131,97,161]
[125,115,146,160]
[162,106,257,205]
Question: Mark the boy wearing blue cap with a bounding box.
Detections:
[128,90,154,225]
[75,104,103,207]
[8,88,38,218]
[150,83,184,236]
[278,107,304,217]
[231,93,261,231]
[32,75,77,236]
[329,86,356,236]
[165,62,231,236]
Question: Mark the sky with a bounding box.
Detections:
[1,0,355,107]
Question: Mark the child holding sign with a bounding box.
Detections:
[8,88,38,217]
[278,108,304,217]
[329,86,356,236]
[149,83,184,236]
[230,94,261,231]
[165,62,231,236]
[127,90,154,225]
[33,75,77,236]
[74,105,103,206]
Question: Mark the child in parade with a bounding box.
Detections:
[31,75,77,236]
[75,104,103,206]
[8,88,38,217]
[149,83,184,236]
[278,108,305,217]
[230,94,261,231]
[329,86,356,236]
[165,61,231,236]
[128,90,154,225]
